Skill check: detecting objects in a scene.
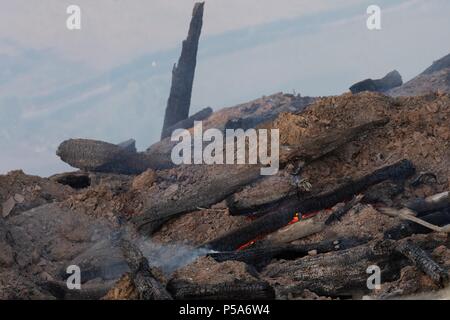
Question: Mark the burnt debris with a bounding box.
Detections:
[350,70,403,94]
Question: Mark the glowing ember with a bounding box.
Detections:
[237,203,350,250]
[288,212,300,225]
[237,235,265,250]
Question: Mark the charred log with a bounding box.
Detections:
[257,158,414,217]
[396,240,449,286]
[120,239,172,300]
[56,139,156,175]
[258,198,362,247]
[262,240,405,297]
[208,237,370,269]
[117,139,137,153]
[167,280,275,300]
[204,160,415,251]
[360,181,404,206]
[50,171,91,189]
[135,119,389,234]
[279,118,389,164]
[161,3,205,139]
[226,173,296,215]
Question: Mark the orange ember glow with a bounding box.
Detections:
[237,204,347,250]
[288,212,300,225]
[237,213,302,250]
[237,235,265,250]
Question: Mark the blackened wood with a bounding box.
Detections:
[384,209,450,240]
[161,107,212,139]
[396,240,448,286]
[56,139,156,175]
[117,139,137,153]
[324,195,362,225]
[262,240,404,297]
[167,280,275,300]
[279,118,389,164]
[349,70,403,94]
[406,191,449,215]
[226,173,296,216]
[135,119,390,234]
[204,160,415,251]
[208,237,370,269]
[410,172,437,187]
[120,239,172,300]
[360,181,404,205]
[161,3,204,139]
[50,171,91,189]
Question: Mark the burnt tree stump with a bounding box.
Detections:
[161,2,205,139]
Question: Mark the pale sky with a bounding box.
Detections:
[1,0,450,176]
[0,0,363,69]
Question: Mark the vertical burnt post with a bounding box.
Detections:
[161,2,205,140]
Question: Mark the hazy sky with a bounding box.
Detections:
[1,0,450,176]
